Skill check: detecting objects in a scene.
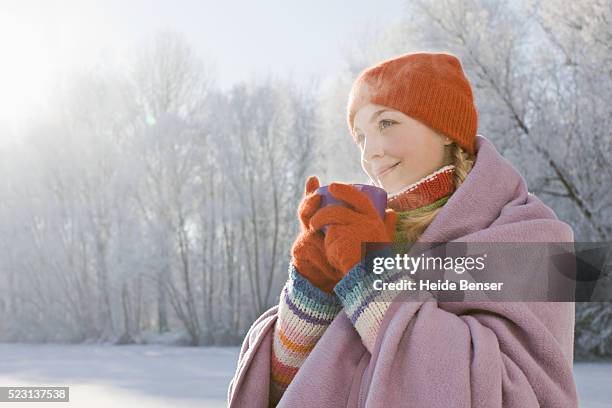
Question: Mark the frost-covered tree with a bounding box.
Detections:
[0,27,324,345]
[325,0,611,357]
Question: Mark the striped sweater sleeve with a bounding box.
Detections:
[334,247,409,353]
[269,263,342,406]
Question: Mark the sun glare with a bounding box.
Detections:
[0,15,52,138]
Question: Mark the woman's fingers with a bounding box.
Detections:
[291,229,342,293]
[297,176,321,230]
[309,204,363,231]
[298,193,322,229]
[307,236,340,278]
[383,208,398,240]
[328,183,377,216]
[304,175,320,196]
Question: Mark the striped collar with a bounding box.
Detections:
[387,165,455,212]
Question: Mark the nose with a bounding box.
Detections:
[362,135,385,163]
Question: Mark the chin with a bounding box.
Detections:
[377,168,406,192]
[382,175,412,194]
[381,182,401,193]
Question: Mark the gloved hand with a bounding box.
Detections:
[290,176,344,293]
[309,182,397,275]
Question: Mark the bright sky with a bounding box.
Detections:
[0,0,406,138]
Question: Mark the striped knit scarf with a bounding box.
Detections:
[387,164,456,246]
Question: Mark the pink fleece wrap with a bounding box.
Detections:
[228,135,578,408]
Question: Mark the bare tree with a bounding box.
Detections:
[0,28,330,346]
[129,30,214,339]
[335,0,611,357]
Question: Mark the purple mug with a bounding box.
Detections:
[314,184,388,234]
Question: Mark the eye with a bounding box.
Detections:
[379,119,396,130]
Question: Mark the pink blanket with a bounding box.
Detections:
[228,135,578,407]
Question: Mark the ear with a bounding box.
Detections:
[436,131,452,146]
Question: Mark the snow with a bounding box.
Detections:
[574,361,612,408]
[0,344,240,407]
[0,343,609,407]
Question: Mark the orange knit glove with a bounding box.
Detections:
[290,176,344,293]
[309,183,397,275]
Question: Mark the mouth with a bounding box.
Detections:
[376,161,401,178]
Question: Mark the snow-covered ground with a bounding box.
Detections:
[0,343,609,407]
[0,344,239,407]
[573,361,612,408]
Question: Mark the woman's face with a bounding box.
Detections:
[352,103,452,194]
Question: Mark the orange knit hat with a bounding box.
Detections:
[347,51,478,155]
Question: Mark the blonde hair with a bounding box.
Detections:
[395,141,475,243]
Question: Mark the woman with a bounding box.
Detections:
[228,52,578,407]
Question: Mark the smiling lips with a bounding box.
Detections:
[376,162,400,178]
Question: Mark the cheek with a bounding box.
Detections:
[361,158,373,177]
[386,139,414,160]
[392,133,441,161]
